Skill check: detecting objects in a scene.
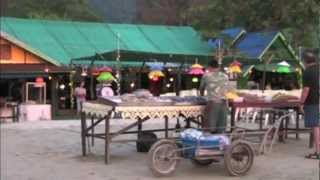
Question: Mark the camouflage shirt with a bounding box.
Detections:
[200,71,231,100]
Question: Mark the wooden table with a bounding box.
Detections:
[80,98,206,164]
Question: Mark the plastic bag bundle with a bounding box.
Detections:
[180,128,203,140]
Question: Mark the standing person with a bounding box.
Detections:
[199,60,232,133]
[303,51,320,159]
[75,81,86,114]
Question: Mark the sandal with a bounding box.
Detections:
[305,152,320,159]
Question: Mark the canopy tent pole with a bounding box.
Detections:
[261,54,274,92]
[116,33,121,95]
[175,58,185,96]
[137,60,146,89]
[89,56,96,100]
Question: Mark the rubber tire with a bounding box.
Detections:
[148,139,180,177]
[190,159,214,166]
[136,132,157,152]
[224,140,254,176]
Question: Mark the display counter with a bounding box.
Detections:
[19,103,51,122]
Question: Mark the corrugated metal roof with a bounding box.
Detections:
[235,31,279,59]
[221,27,245,39]
[208,27,245,49]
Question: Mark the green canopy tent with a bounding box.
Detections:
[71,48,212,96]
[242,61,301,90]
[253,62,298,74]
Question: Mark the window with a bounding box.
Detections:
[0,44,12,59]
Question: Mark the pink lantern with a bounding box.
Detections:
[188,63,205,75]
[35,76,45,87]
[92,66,113,76]
[188,68,205,75]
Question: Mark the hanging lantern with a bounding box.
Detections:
[92,66,112,76]
[229,60,242,73]
[44,67,49,73]
[148,70,165,81]
[192,77,199,83]
[277,66,291,73]
[35,76,45,87]
[191,63,203,69]
[188,63,205,75]
[97,72,115,83]
[99,66,113,73]
[151,76,160,82]
[276,61,292,74]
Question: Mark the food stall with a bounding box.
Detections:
[81,90,207,163]
[19,77,51,121]
[228,88,310,140]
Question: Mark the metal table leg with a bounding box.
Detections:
[295,109,300,139]
[164,115,169,138]
[81,112,87,156]
[105,115,110,164]
[91,116,95,146]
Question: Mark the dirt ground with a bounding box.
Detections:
[1,120,319,180]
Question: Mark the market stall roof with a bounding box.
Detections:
[72,48,211,65]
[252,62,298,73]
[233,31,299,63]
[241,61,299,76]
[1,17,213,66]
[208,27,246,49]
[71,59,186,68]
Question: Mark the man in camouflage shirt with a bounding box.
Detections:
[200,60,231,133]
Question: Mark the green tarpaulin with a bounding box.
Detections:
[1,17,213,66]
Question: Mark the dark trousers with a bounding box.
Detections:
[203,100,228,133]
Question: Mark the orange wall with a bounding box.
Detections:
[0,38,45,64]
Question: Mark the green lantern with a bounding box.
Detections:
[277,66,291,73]
[97,72,115,83]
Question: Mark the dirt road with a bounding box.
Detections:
[1,120,318,180]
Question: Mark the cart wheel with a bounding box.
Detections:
[136,132,157,152]
[190,159,214,166]
[224,140,254,176]
[148,139,180,177]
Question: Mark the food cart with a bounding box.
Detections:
[19,79,51,121]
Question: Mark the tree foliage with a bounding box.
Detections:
[185,0,320,48]
[4,0,102,21]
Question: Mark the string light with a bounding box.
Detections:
[59,84,66,90]
[81,67,87,77]
[192,77,199,83]
[169,77,174,82]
